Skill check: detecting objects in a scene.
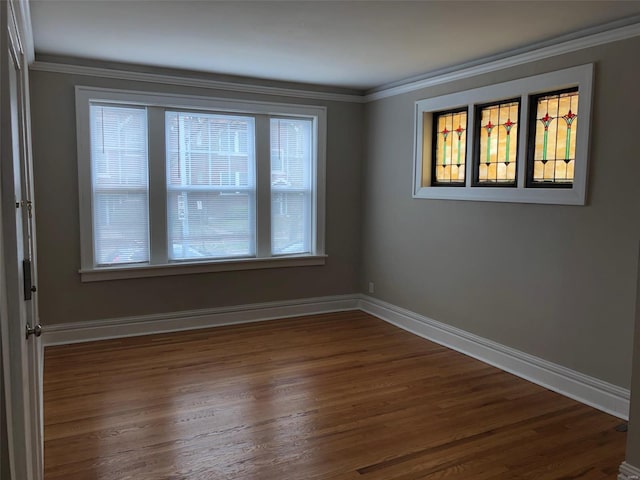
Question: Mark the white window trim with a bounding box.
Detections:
[413,64,594,205]
[76,86,327,282]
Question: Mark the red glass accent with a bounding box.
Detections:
[503,118,514,134]
[562,110,577,127]
[454,125,464,137]
[540,113,553,131]
[441,127,450,139]
[484,121,494,136]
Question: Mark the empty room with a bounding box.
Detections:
[2,1,640,479]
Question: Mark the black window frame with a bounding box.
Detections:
[472,97,521,188]
[430,106,469,187]
[526,86,579,189]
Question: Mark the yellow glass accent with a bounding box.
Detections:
[532,90,579,184]
[430,110,467,184]
[477,101,519,184]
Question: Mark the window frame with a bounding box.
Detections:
[430,106,468,187]
[526,86,580,189]
[269,116,314,256]
[89,102,151,266]
[472,97,521,188]
[76,86,327,282]
[164,110,257,262]
[413,64,593,205]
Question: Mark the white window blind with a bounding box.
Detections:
[166,111,256,260]
[90,104,149,266]
[270,118,312,255]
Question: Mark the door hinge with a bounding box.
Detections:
[20,199,33,218]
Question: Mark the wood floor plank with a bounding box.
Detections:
[43,311,626,479]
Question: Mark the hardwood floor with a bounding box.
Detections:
[44,311,626,479]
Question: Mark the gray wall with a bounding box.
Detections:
[30,38,640,392]
[30,70,364,325]
[626,245,640,468]
[361,37,640,389]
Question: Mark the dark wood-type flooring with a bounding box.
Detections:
[44,311,627,479]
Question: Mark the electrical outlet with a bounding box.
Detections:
[368,282,375,294]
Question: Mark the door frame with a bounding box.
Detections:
[1,1,43,479]
[13,0,43,474]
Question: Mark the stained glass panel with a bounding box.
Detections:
[476,100,519,185]
[431,109,467,185]
[529,88,579,186]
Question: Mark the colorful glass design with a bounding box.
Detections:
[432,109,467,185]
[530,89,579,185]
[477,100,519,185]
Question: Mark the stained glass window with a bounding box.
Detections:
[475,100,519,185]
[528,88,579,186]
[430,109,467,185]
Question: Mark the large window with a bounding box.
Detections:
[270,118,313,255]
[414,64,593,205]
[90,104,150,265]
[76,87,326,281]
[165,112,255,261]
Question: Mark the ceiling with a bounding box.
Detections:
[30,0,640,91]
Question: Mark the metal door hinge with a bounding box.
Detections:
[20,199,33,218]
[26,323,42,339]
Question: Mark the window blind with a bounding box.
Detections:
[166,111,256,260]
[270,118,312,255]
[90,104,149,266]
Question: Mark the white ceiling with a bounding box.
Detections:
[30,0,640,91]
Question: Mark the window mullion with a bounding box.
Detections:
[464,104,475,188]
[77,99,94,269]
[255,115,271,258]
[517,94,528,189]
[147,106,168,265]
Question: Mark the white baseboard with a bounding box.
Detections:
[42,292,630,420]
[42,294,360,346]
[619,462,640,480]
[358,295,630,420]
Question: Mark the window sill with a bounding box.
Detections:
[413,185,586,205]
[79,254,328,282]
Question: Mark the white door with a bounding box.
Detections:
[1,1,43,479]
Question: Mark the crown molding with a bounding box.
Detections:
[29,61,366,104]
[29,18,640,104]
[366,20,640,102]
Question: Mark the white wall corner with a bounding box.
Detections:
[358,295,630,419]
[42,294,360,346]
[619,461,640,480]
